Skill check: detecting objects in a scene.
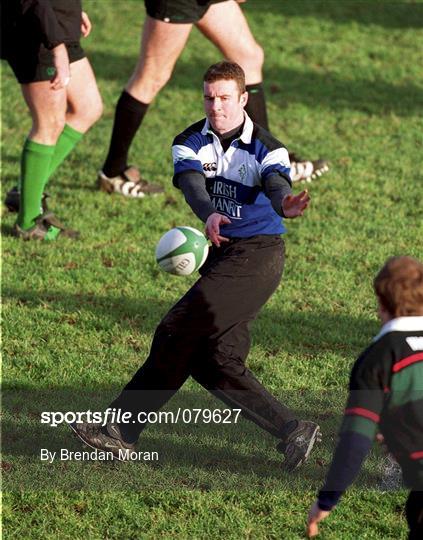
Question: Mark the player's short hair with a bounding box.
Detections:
[374,256,423,317]
[203,61,246,95]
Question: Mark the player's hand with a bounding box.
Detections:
[282,189,310,218]
[205,212,231,247]
[376,433,385,444]
[307,501,331,537]
[50,43,70,90]
[81,11,92,37]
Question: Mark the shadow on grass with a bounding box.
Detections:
[2,385,390,491]
[89,50,423,117]
[1,153,20,166]
[1,223,15,237]
[3,286,377,354]
[244,0,423,29]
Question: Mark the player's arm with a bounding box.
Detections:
[176,173,231,247]
[176,172,215,223]
[307,349,386,537]
[261,144,310,217]
[262,171,310,219]
[172,141,215,222]
[262,173,291,216]
[307,427,374,538]
[172,142,231,246]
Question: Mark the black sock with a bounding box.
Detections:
[245,83,269,131]
[245,84,298,161]
[103,90,149,177]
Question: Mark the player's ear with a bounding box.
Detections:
[240,91,248,107]
[377,296,393,324]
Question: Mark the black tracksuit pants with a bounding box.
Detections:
[111,235,296,443]
[407,491,423,539]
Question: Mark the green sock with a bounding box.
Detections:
[17,139,55,230]
[48,124,83,178]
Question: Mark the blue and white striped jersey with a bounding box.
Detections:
[172,113,291,237]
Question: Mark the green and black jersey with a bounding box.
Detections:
[344,316,423,486]
[319,316,423,510]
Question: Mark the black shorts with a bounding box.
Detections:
[5,41,85,85]
[406,491,423,539]
[145,0,229,24]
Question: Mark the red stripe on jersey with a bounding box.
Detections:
[345,407,380,423]
[392,352,423,373]
[410,451,423,460]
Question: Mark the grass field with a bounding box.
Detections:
[2,0,423,538]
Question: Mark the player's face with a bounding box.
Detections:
[204,79,248,134]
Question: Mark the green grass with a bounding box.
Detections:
[2,0,423,538]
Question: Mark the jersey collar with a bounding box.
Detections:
[373,316,423,342]
[201,111,254,143]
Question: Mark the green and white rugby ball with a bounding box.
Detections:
[155,226,209,276]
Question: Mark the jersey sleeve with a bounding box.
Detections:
[318,431,372,510]
[178,172,215,223]
[317,343,390,510]
[259,146,291,182]
[341,344,388,440]
[172,143,204,179]
[262,173,292,216]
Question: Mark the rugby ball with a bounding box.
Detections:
[155,226,209,276]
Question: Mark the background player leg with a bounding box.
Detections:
[48,57,103,177]
[17,82,67,233]
[8,59,103,220]
[196,0,329,182]
[196,1,267,127]
[100,16,192,195]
